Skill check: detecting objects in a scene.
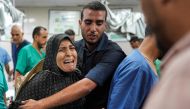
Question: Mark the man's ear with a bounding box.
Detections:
[34,35,38,40]
[79,20,82,27]
[105,22,108,30]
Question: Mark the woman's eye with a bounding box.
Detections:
[58,49,63,52]
[58,48,66,52]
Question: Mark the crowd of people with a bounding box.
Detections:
[0,0,190,109]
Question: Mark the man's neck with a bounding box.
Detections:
[140,49,155,63]
[32,43,42,54]
[139,42,158,75]
[16,39,24,48]
[139,37,158,62]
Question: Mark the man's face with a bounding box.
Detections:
[11,27,23,45]
[79,9,107,46]
[69,35,75,41]
[36,29,48,49]
[130,41,141,49]
[141,0,171,55]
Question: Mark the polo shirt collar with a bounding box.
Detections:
[82,33,108,52]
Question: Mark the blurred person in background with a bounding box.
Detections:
[11,24,30,79]
[129,35,143,49]
[15,26,48,90]
[141,0,190,108]
[65,29,75,41]
[0,47,12,81]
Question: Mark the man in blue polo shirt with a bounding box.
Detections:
[107,26,161,109]
[10,24,30,79]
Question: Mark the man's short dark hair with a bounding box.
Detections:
[129,36,140,42]
[32,26,47,39]
[65,29,75,36]
[80,1,107,20]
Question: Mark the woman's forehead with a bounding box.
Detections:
[59,39,73,46]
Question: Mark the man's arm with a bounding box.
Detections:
[5,64,11,76]
[20,78,97,109]
[14,71,22,91]
[4,49,11,75]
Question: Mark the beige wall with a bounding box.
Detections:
[0,5,139,57]
[17,5,139,54]
[18,5,141,40]
[116,41,133,55]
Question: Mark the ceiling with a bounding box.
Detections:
[15,0,140,7]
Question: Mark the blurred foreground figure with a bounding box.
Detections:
[141,0,190,109]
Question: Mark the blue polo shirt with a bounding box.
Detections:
[75,33,126,108]
[108,50,158,109]
[12,40,30,71]
[0,47,11,66]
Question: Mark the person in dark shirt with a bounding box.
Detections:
[10,24,30,78]
[19,1,126,109]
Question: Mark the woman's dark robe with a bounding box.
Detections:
[10,34,85,109]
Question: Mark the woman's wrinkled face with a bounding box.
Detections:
[56,39,77,73]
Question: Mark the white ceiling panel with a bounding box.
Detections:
[15,0,140,7]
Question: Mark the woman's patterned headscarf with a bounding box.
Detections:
[43,34,75,73]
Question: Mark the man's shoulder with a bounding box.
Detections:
[20,40,30,48]
[21,40,31,47]
[100,33,122,51]
[0,47,7,53]
[106,40,122,50]
[20,44,32,52]
[119,50,147,70]
[75,39,83,46]
[74,39,84,52]
[23,40,30,45]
